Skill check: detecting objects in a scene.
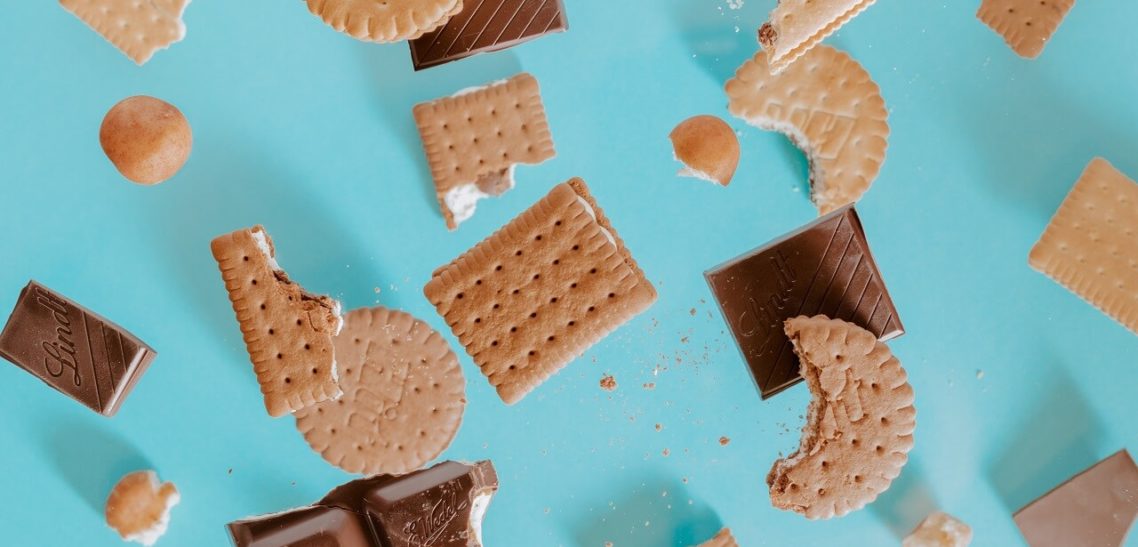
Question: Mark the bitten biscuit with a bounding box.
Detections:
[425,179,657,404]
[768,315,915,519]
[59,0,190,65]
[758,0,877,73]
[295,306,466,475]
[1029,158,1138,336]
[726,45,889,214]
[211,226,343,417]
[305,0,463,43]
[105,471,180,546]
[977,0,1075,58]
[414,73,556,230]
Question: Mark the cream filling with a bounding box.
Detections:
[253,228,343,394]
[444,166,516,226]
[468,491,494,546]
[123,481,180,546]
[575,196,616,247]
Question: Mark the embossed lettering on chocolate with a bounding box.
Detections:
[228,460,500,547]
[704,206,903,399]
[0,280,156,416]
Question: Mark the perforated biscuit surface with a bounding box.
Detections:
[769,315,915,519]
[1029,158,1138,335]
[60,0,189,64]
[977,0,1075,58]
[425,179,656,404]
[211,226,342,417]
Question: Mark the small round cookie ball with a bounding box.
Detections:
[669,115,740,186]
[99,96,192,185]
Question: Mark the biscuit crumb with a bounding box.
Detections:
[600,375,617,391]
[105,471,180,546]
[655,423,663,432]
[643,382,656,390]
[662,448,670,457]
[719,436,731,446]
[976,370,985,380]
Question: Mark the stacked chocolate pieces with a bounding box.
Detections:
[228,460,499,546]
[0,281,156,416]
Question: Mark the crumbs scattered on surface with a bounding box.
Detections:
[600,375,617,391]
[719,436,731,446]
[689,308,697,316]
[643,382,656,390]
[976,369,985,380]
[662,448,670,457]
[605,543,613,547]
[655,423,663,432]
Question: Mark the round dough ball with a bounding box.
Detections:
[99,96,192,185]
[669,115,740,186]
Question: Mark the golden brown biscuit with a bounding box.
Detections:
[105,471,180,546]
[425,179,657,404]
[295,306,466,475]
[768,315,915,519]
[305,0,462,43]
[977,0,1075,58]
[211,226,343,417]
[60,0,190,64]
[758,0,877,73]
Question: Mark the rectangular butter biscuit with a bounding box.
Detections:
[1029,158,1138,335]
[425,179,656,404]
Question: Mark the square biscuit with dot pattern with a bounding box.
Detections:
[59,0,190,65]
[424,179,656,404]
[413,73,556,230]
[1029,158,1138,336]
[211,225,343,417]
[977,0,1075,58]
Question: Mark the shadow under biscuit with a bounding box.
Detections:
[867,460,939,539]
[569,474,722,547]
[985,366,1108,514]
[42,417,153,516]
[354,43,523,214]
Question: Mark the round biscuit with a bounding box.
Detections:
[294,306,466,475]
[304,0,462,43]
[768,315,915,519]
[726,45,889,214]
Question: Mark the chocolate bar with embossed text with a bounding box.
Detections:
[0,280,156,416]
[704,206,903,399]
[227,460,499,547]
[409,0,568,70]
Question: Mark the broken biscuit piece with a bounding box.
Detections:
[903,512,973,547]
[758,0,877,73]
[105,471,180,546]
[414,73,556,230]
[211,225,343,417]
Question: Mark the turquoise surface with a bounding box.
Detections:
[1,1,1136,545]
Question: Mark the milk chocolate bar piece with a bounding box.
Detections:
[1014,450,1138,547]
[227,460,499,547]
[0,281,156,416]
[408,0,568,70]
[704,206,903,399]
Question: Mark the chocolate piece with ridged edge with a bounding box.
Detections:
[227,460,499,547]
[409,0,568,70]
[0,280,156,416]
[704,206,903,399]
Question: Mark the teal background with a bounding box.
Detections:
[1,1,1136,545]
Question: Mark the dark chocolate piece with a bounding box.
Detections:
[227,506,372,547]
[1014,450,1138,547]
[704,206,903,399]
[0,280,156,416]
[228,460,499,547]
[408,0,568,71]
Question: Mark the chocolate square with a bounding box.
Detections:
[409,0,568,70]
[705,206,903,399]
[0,281,156,416]
[227,505,372,547]
[1014,450,1138,546]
